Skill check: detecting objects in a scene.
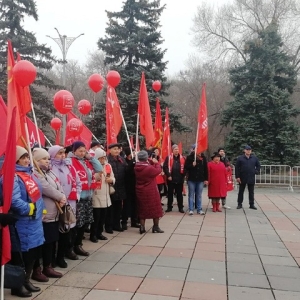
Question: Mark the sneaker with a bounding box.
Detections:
[223,205,231,209]
[197,210,205,215]
[189,210,193,215]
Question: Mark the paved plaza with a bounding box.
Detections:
[4,187,300,300]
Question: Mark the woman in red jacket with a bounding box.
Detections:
[135,150,164,234]
[207,152,227,212]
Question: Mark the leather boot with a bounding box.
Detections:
[65,249,79,260]
[11,286,32,298]
[74,245,89,256]
[42,266,63,278]
[24,272,41,293]
[31,266,49,282]
[212,202,217,212]
[216,202,222,212]
[152,225,164,233]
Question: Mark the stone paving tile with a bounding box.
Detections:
[165,240,196,249]
[73,261,115,274]
[228,286,275,300]
[83,290,133,300]
[193,250,226,261]
[147,265,187,281]
[227,272,270,289]
[227,245,258,255]
[264,264,300,278]
[4,283,49,300]
[54,271,104,288]
[260,255,297,266]
[132,294,178,300]
[268,276,300,292]
[154,255,191,268]
[190,259,225,271]
[186,268,226,285]
[129,245,162,256]
[255,240,286,248]
[196,242,225,252]
[109,262,151,277]
[137,278,184,297]
[87,251,124,262]
[34,286,90,300]
[169,233,198,242]
[120,253,157,265]
[160,247,194,258]
[198,236,225,244]
[182,282,227,300]
[227,261,265,275]
[94,274,143,292]
[227,253,261,264]
[274,290,300,300]
[99,243,133,253]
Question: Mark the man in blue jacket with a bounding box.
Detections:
[235,145,261,210]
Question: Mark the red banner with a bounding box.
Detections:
[152,98,163,150]
[161,107,171,160]
[26,117,45,148]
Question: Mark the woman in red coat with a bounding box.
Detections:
[135,150,164,234]
[208,152,227,212]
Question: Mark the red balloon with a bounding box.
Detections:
[106,70,121,88]
[50,117,62,130]
[53,90,75,114]
[67,118,83,137]
[152,80,161,92]
[78,99,91,115]
[13,60,37,87]
[88,74,104,93]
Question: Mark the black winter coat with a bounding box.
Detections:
[235,154,260,184]
[107,154,128,201]
[163,155,185,184]
[184,153,208,182]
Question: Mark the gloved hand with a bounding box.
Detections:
[0,213,18,226]
[28,203,36,217]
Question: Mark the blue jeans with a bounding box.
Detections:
[188,181,204,212]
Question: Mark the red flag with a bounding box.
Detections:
[1,107,17,265]
[6,41,30,146]
[178,142,183,155]
[196,83,208,154]
[65,112,93,148]
[106,86,122,146]
[138,72,154,148]
[152,98,163,149]
[26,117,45,148]
[161,107,171,160]
[0,96,8,156]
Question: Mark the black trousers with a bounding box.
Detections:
[105,201,122,229]
[167,181,183,210]
[91,207,107,237]
[237,183,255,205]
[74,226,85,246]
[122,191,138,224]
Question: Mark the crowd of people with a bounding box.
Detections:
[0,140,260,297]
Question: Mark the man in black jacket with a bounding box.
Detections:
[163,144,185,213]
[184,150,208,215]
[106,143,128,232]
[235,145,261,210]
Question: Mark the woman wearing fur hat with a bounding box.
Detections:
[135,150,164,234]
[68,141,102,256]
[207,152,227,212]
[31,148,66,281]
[6,146,45,297]
[48,145,82,266]
[90,148,115,242]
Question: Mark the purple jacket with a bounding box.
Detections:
[50,157,82,201]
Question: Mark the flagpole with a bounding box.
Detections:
[92,134,100,143]
[24,120,34,165]
[30,103,41,147]
[194,122,200,162]
[120,108,133,158]
[135,114,139,158]
[1,264,4,300]
[44,134,53,147]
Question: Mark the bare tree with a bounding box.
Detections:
[193,0,300,69]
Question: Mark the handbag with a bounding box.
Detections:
[109,185,115,195]
[4,264,25,289]
[59,203,76,233]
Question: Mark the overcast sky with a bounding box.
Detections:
[24,0,226,75]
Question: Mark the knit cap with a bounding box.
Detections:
[16,146,28,162]
[32,148,50,161]
[94,148,106,160]
[72,141,86,152]
[48,145,64,159]
[137,150,148,161]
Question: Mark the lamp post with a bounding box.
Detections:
[46,28,84,144]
